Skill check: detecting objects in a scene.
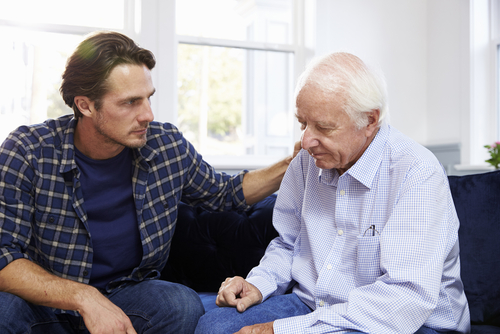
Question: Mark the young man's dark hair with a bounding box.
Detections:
[60,31,156,118]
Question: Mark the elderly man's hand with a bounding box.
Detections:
[235,321,274,334]
[216,276,263,313]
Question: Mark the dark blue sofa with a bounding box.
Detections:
[162,170,500,333]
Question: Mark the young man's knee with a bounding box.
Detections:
[0,292,30,315]
[155,281,204,316]
[0,292,39,331]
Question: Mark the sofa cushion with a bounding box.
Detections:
[161,195,278,292]
[448,170,500,328]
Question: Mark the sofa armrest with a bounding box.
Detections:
[161,195,278,292]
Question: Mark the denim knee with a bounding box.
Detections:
[150,280,205,321]
[111,280,205,334]
[141,281,204,334]
[195,293,313,334]
[195,307,243,334]
[0,292,42,333]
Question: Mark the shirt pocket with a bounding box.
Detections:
[355,234,383,287]
[143,197,177,225]
[32,210,83,270]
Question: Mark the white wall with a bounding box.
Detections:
[426,0,467,146]
[314,0,497,169]
[315,0,428,143]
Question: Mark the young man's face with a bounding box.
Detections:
[295,84,379,174]
[92,63,156,150]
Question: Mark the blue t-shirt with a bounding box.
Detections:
[75,147,142,290]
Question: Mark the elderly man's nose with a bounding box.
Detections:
[301,128,318,150]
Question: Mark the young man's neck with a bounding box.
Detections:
[74,117,125,160]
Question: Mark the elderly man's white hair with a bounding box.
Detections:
[295,52,390,129]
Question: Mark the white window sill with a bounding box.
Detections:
[453,164,496,171]
[203,155,287,171]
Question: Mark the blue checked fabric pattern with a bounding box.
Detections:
[246,124,470,334]
[0,115,247,292]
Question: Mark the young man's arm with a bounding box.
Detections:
[242,142,301,205]
[0,259,137,334]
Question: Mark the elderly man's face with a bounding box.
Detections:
[295,85,379,174]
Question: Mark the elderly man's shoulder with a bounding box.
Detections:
[385,125,442,171]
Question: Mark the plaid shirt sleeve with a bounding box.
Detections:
[141,121,249,212]
[1,117,250,291]
[0,117,93,280]
[0,129,35,269]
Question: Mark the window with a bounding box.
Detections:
[0,28,81,140]
[495,1,500,142]
[0,0,309,170]
[0,0,138,142]
[175,0,300,167]
[497,43,500,142]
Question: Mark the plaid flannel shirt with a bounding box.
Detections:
[0,114,247,292]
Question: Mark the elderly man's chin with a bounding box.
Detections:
[311,157,335,170]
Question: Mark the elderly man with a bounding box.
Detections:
[0,31,298,334]
[195,52,470,334]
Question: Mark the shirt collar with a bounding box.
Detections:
[346,123,389,189]
[59,117,79,174]
[59,118,159,174]
[318,123,390,189]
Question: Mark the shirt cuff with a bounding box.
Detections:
[245,276,276,301]
[273,312,317,334]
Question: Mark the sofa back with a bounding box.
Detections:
[161,195,278,292]
[448,170,500,328]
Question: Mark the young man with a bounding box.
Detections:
[196,52,471,334]
[0,31,297,334]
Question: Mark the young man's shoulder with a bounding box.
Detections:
[1,114,74,153]
[146,121,187,145]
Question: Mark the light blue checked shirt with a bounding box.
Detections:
[246,124,470,334]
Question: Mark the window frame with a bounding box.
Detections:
[454,0,500,171]
[0,0,140,142]
[140,0,312,170]
[0,0,138,38]
[493,0,500,143]
[0,0,312,170]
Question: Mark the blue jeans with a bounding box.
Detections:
[0,279,204,334]
[195,293,445,334]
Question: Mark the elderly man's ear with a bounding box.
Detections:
[365,109,380,136]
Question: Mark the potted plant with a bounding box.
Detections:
[484,142,500,170]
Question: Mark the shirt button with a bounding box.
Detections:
[319,301,325,307]
[327,264,332,270]
[338,229,344,236]
[339,190,345,196]
[83,270,89,276]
